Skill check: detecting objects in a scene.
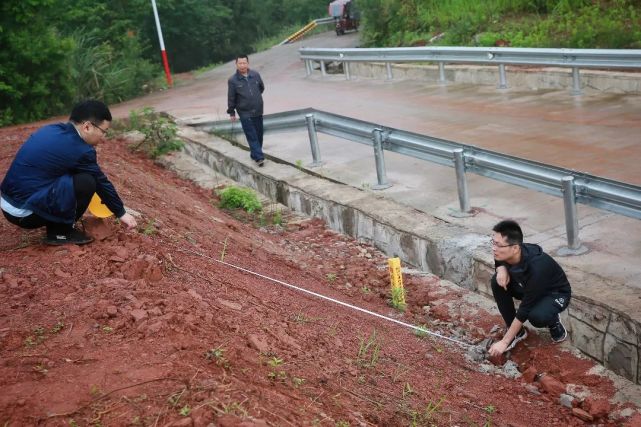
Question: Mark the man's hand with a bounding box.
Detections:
[119,212,137,229]
[496,265,509,289]
[229,115,237,122]
[488,339,509,357]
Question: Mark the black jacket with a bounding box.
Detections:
[496,243,571,322]
[227,69,264,118]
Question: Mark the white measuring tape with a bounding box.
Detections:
[177,248,472,348]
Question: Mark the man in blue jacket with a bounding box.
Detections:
[227,54,266,166]
[1,100,137,245]
[488,220,571,356]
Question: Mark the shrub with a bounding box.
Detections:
[126,107,183,159]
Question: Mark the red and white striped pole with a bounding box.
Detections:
[151,0,173,87]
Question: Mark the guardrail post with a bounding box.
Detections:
[344,62,351,80]
[305,114,322,167]
[452,149,472,216]
[438,62,446,84]
[557,176,589,256]
[372,129,392,190]
[498,64,508,89]
[304,59,312,77]
[385,62,393,81]
[571,67,582,96]
[320,60,327,77]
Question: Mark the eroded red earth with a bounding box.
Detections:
[1,124,640,426]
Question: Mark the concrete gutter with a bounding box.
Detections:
[177,124,641,385]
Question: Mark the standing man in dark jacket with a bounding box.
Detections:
[1,100,137,245]
[227,54,266,166]
[488,220,571,356]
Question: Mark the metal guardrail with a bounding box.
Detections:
[191,108,641,254]
[299,46,641,94]
[279,18,336,46]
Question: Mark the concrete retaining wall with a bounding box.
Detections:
[346,62,641,94]
[180,128,641,384]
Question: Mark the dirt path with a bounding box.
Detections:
[1,122,640,426]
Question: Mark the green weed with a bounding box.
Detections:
[272,208,283,226]
[357,329,382,368]
[219,186,262,213]
[222,401,248,416]
[140,219,157,236]
[326,273,337,283]
[179,405,191,416]
[50,321,65,334]
[409,396,445,426]
[390,287,407,312]
[205,346,230,368]
[413,324,429,338]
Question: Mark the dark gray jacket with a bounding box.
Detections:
[227,69,264,118]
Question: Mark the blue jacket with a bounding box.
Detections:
[0,122,125,223]
[227,69,265,118]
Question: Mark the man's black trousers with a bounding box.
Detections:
[491,274,570,328]
[2,173,96,235]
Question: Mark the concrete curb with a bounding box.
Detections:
[345,63,641,94]
[177,125,641,385]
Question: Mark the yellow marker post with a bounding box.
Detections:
[388,257,406,310]
[88,193,114,218]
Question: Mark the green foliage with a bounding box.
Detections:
[359,0,641,48]
[0,0,74,126]
[219,186,262,213]
[126,107,183,159]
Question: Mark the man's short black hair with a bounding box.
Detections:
[492,220,523,245]
[235,54,249,62]
[69,100,112,124]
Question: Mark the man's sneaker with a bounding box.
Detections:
[256,159,265,167]
[505,327,528,352]
[45,229,94,246]
[549,315,568,343]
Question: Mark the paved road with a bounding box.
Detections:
[113,31,641,297]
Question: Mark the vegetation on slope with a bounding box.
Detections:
[358,0,641,49]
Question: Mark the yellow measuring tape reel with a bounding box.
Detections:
[88,193,114,218]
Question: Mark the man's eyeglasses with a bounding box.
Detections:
[88,121,108,135]
[490,239,517,248]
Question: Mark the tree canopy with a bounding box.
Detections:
[0,0,325,126]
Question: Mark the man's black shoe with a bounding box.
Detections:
[256,159,265,167]
[45,229,94,246]
[549,315,568,343]
[505,327,528,352]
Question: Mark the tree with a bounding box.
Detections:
[0,0,74,125]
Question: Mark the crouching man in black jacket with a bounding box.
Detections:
[488,220,571,356]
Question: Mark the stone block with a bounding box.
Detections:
[604,333,638,383]
[539,374,566,397]
[522,366,537,383]
[567,298,609,332]
[608,313,640,345]
[583,397,611,419]
[569,317,604,362]
[572,408,593,422]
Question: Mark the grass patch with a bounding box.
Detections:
[219,186,262,213]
